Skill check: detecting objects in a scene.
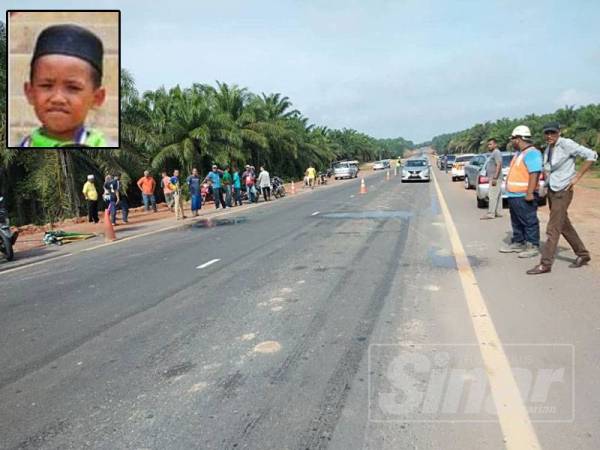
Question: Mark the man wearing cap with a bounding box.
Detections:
[82,174,99,223]
[21,24,108,147]
[527,122,598,274]
[499,125,543,258]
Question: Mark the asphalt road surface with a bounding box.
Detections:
[1,169,599,450]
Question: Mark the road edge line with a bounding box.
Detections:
[431,170,541,450]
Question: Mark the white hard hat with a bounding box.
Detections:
[511,125,531,138]
[87,174,94,180]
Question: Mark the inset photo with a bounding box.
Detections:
[6,10,120,148]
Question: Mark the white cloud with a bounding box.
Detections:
[555,89,600,107]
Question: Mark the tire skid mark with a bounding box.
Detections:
[0,221,319,391]
[299,217,410,449]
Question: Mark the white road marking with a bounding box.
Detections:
[311,211,320,216]
[196,259,220,269]
[432,170,540,450]
[423,284,440,292]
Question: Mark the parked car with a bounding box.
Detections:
[438,154,456,170]
[451,154,476,181]
[475,152,547,208]
[401,158,431,182]
[333,161,359,179]
[463,153,490,189]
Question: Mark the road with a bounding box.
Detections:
[1,168,599,449]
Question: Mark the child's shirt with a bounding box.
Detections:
[20,126,107,147]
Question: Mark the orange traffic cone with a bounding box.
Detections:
[291,180,296,195]
[104,209,116,242]
[359,178,368,194]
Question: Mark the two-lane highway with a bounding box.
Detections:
[1,168,599,449]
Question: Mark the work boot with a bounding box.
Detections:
[499,242,526,253]
[518,242,539,258]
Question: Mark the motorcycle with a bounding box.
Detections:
[272,177,286,198]
[0,196,18,261]
[318,172,328,185]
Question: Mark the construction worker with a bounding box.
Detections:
[527,122,598,274]
[499,125,543,258]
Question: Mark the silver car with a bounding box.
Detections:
[475,152,547,208]
[333,161,358,179]
[464,153,490,190]
[401,158,431,182]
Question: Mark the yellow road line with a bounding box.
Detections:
[432,171,541,450]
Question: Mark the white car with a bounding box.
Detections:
[372,160,390,170]
[451,154,476,181]
[401,158,431,182]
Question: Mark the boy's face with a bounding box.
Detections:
[24,54,105,140]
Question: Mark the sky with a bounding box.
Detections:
[7,0,600,142]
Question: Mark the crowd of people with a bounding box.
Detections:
[81,163,318,226]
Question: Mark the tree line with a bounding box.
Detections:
[0,21,414,226]
[425,104,600,156]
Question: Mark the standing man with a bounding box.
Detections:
[103,175,117,225]
[306,164,316,189]
[187,168,202,216]
[137,170,157,212]
[170,170,185,220]
[161,171,174,211]
[113,173,129,224]
[527,122,598,274]
[82,175,99,223]
[242,165,255,203]
[258,166,271,201]
[481,138,503,220]
[232,166,242,206]
[499,126,543,258]
[204,165,226,209]
[222,166,233,207]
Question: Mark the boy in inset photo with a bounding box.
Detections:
[20,24,108,147]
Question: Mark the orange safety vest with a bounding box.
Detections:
[506,147,538,194]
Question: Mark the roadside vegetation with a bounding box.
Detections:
[0,21,414,225]
[425,104,600,157]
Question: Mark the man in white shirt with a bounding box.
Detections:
[527,122,598,274]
